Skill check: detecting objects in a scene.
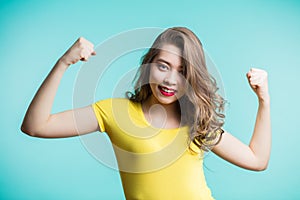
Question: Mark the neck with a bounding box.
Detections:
[142,95,181,129]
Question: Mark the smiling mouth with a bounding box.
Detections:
[158,85,176,97]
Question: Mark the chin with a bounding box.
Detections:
[158,99,177,105]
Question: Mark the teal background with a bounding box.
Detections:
[1,0,299,199]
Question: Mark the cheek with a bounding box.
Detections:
[177,76,188,94]
[149,67,164,84]
[177,75,185,87]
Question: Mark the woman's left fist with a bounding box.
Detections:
[246,68,269,102]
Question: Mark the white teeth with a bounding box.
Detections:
[161,87,174,93]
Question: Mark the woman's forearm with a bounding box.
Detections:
[21,61,68,134]
[212,68,271,171]
[21,37,96,136]
[249,97,271,169]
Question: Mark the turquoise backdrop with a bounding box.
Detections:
[1,0,299,199]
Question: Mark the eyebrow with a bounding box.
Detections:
[156,58,171,66]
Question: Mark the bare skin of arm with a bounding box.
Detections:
[212,68,271,171]
[21,37,100,138]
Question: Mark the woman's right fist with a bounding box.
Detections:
[59,37,96,66]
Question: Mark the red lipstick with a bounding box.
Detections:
[158,86,176,97]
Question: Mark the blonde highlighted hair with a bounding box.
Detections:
[127,27,225,151]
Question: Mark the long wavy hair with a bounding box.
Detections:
[127,27,225,151]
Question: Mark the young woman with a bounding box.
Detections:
[21,27,271,199]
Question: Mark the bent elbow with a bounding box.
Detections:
[21,124,34,137]
[253,161,269,171]
[20,123,41,137]
[258,164,268,171]
[254,166,267,172]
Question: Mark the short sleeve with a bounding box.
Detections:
[206,128,224,146]
[92,99,113,132]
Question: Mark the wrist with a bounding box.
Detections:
[56,58,70,71]
[258,95,270,105]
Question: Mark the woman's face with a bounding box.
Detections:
[149,44,186,105]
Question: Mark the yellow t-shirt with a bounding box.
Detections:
[92,98,214,200]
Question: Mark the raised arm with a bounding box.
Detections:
[212,68,271,171]
[21,37,99,138]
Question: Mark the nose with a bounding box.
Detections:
[163,70,178,86]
